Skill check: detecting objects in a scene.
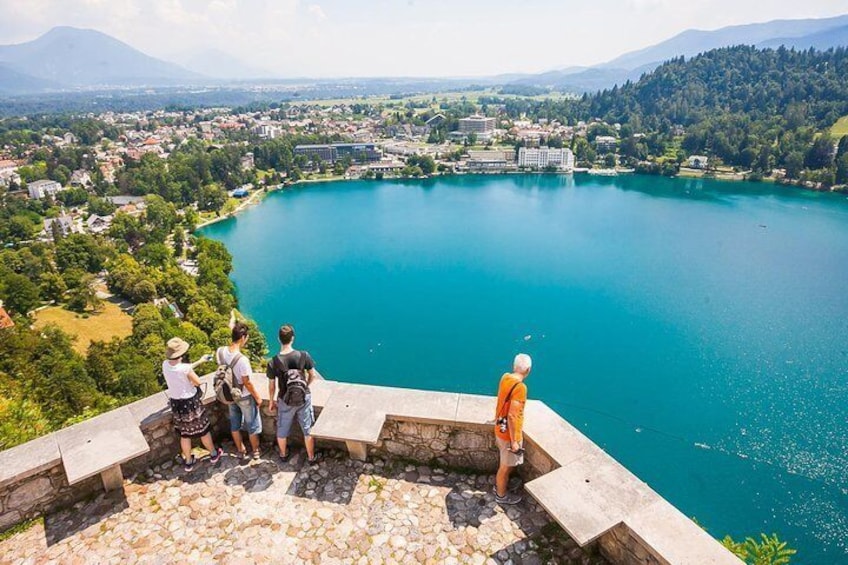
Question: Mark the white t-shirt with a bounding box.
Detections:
[162,360,197,400]
[216,346,253,385]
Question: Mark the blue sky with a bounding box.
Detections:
[0,0,846,76]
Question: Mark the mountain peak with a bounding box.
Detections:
[0,26,204,90]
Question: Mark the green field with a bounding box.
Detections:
[830,115,848,137]
[33,302,133,354]
[298,89,577,109]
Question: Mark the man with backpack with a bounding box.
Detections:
[216,322,263,460]
[267,324,322,465]
[493,353,532,505]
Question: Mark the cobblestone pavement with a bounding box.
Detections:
[0,444,607,565]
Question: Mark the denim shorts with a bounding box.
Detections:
[276,394,315,438]
[229,396,262,436]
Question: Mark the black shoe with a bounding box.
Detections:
[306,452,322,465]
[184,455,197,472]
[279,449,290,463]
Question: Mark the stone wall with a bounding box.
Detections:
[0,462,101,532]
[598,524,664,565]
[0,389,225,533]
[0,378,741,565]
[370,420,499,471]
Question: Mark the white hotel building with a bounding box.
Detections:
[517,147,575,172]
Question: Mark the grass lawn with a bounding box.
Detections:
[33,302,133,354]
[831,116,848,138]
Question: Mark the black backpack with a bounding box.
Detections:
[276,352,310,407]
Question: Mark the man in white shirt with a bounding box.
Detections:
[217,322,263,460]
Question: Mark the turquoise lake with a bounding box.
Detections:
[200,174,848,562]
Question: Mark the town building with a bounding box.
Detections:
[294,144,337,163]
[27,179,64,200]
[254,124,280,139]
[70,170,92,187]
[0,160,20,188]
[85,214,113,235]
[333,143,382,163]
[465,150,516,173]
[688,155,709,169]
[367,161,404,175]
[518,147,575,171]
[294,143,382,164]
[240,153,255,171]
[458,115,496,135]
[594,136,617,153]
[43,215,79,240]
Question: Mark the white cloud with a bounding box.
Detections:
[307,3,327,21]
[0,0,846,77]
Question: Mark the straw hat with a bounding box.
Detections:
[165,337,190,360]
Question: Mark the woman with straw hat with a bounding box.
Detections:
[163,337,223,472]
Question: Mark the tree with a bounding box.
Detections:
[67,274,101,312]
[8,216,39,241]
[131,280,158,303]
[835,152,848,185]
[805,135,835,170]
[55,234,110,273]
[0,273,40,315]
[143,194,177,243]
[173,225,186,258]
[0,396,51,450]
[39,271,68,302]
[198,184,227,212]
[86,341,120,396]
[721,533,796,565]
[784,151,805,180]
[137,242,172,268]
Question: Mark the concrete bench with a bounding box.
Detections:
[524,450,656,546]
[55,407,150,492]
[309,382,465,460]
[309,383,387,460]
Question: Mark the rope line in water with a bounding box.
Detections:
[558,401,847,492]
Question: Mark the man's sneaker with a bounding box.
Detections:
[306,452,322,465]
[278,450,290,463]
[184,455,197,472]
[495,491,522,505]
[252,450,261,460]
[209,447,223,464]
[238,450,249,463]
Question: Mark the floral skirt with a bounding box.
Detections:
[169,388,211,438]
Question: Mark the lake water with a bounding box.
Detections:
[200,174,848,562]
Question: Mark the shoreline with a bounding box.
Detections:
[194,170,847,233]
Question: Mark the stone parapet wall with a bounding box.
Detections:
[0,460,100,532]
[598,524,663,565]
[372,420,499,471]
[0,377,741,565]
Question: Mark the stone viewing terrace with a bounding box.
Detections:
[0,376,742,564]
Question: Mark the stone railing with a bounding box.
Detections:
[0,375,741,564]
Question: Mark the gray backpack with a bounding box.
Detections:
[214,348,244,405]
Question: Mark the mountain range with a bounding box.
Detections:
[514,14,848,92]
[1,15,848,95]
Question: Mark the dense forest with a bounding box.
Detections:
[495,46,848,184]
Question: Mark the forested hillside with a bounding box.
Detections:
[495,46,848,184]
[585,46,848,180]
[586,45,848,131]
